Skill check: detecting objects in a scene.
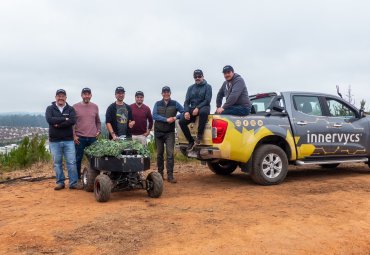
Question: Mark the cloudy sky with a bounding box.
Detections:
[1,0,370,114]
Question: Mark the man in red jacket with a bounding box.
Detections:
[130,91,153,145]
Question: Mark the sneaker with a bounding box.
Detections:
[69,182,83,190]
[186,141,195,152]
[167,177,177,183]
[54,184,65,191]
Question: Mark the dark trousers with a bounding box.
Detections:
[221,105,250,116]
[155,132,175,178]
[75,136,97,179]
[179,106,210,143]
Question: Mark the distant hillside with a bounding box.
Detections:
[0,114,48,128]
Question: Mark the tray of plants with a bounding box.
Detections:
[83,139,163,202]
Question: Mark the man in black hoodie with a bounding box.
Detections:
[216,65,251,116]
[45,89,81,190]
[179,69,212,151]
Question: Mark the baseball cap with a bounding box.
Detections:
[81,87,91,94]
[115,86,126,93]
[193,69,203,77]
[222,65,234,73]
[162,86,171,93]
[56,89,66,96]
[135,91,144,97]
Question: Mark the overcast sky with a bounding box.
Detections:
[1,0,370,114]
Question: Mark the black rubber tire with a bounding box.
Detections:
[94,174,112,202]
[319,163,340,169]
[250,144,288,185]
[146,172,163,198]
[207,160,238,175]
[82,167,99,192]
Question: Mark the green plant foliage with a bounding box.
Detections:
[0,135,51,171]
[85,139,150,158]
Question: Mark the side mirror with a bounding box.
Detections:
[272,105,285,112]
[359,109,366,118]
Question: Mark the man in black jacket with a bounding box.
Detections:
[45,89,81,190]
[216,65,251,116]
[179,69,212,151]
[106,86,135,140]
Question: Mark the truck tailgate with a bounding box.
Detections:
[176,115,213,146]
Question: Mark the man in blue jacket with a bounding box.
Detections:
[153,86,184,183]
[45,89,81,190]
[216,65,251,116]
[179,69,212,151]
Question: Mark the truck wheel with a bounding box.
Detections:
[94,174,112,202]
[319,163,340,169]
[251,144,288,185]
[82,167,99,192]
[207,160,238,175]
[146,172,163,198]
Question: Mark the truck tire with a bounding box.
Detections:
[207,160,238,175]
[251,144,288,185]
[319,163,340,169]
[146,172,163,198]
[94,174,112,202]
[82,167,99,192]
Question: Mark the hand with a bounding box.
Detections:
[143,130,150,137]
[192,108,199,116]
[184,112,190,120]
[112,133,119,140]
[95,131,101,138]
[129,120,135,128]
[167,117,176,123]
[74,136,80,145]
[216,107,224,114]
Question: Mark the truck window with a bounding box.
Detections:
[251,96,274,112]
[326,98,356,118]
[293,96,323,116]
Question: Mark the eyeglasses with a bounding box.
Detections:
[194,75,202,79]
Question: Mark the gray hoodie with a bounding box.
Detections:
[216,73,251,109]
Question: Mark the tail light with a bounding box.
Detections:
[212,119,228,144]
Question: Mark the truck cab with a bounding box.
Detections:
[176,91,370,185]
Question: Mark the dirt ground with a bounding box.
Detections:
[1,162,370,255]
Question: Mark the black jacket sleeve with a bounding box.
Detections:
[45,106,66,125]
[58,107,76,128]
[183,86,192,113]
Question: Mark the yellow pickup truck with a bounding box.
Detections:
[176,92,370,185]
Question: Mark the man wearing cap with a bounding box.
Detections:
[153,86,184,183]
[73,88,101,180]
[106,86,135,140]
[130,91,153,145]
[179,69,212,151]
[216,65,251,116]
[45,89,81,190]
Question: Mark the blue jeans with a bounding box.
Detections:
[221,105,250,116]
[75,136,97,179]
[49,141,78,187]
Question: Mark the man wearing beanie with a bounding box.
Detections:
[216,65,251,116]
[179,69,212,151]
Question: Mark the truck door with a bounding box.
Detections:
[291,95,330,159]
[322,97,367,157]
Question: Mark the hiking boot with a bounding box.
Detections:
[167,177,177,183]
[69,182,83,190]
[158,171,164,180]
[186,141,195,152]
[54,184,65,191]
